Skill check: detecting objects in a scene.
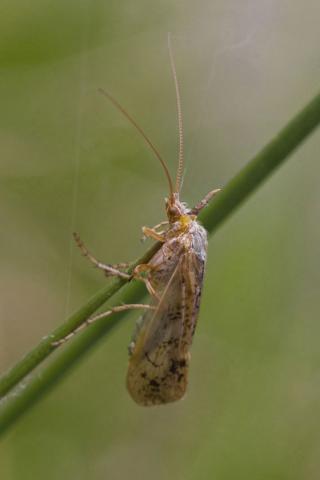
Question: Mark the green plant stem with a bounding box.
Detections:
[1,90,320,435]
[0,242,160,399]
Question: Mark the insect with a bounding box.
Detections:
[54,37,220,406]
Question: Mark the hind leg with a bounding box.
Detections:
[52,304,156,347]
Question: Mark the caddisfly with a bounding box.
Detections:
[54,37,220,406]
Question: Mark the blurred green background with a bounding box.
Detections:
[1,1,320,478]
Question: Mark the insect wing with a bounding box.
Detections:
[126,249,205,406]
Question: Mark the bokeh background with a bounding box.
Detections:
[1,1,320,478]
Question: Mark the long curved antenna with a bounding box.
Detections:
[168,33,184,194]
[98,88,174,196]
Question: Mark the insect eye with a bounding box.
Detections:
[166,207,180,223]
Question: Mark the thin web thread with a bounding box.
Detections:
[64,46,88,318]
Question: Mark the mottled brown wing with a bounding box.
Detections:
[126,250,205,406]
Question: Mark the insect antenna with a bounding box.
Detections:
[98,87,174,196]
[168,33,184,194]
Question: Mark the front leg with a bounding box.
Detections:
[142,226,166,243]
[141,220,169,242]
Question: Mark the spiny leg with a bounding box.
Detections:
[74,231,158,300]
[151,220,169,232]
[141,220,169,242]
[52,304,156,347]
[73,232,131,279]
[141,226,166,243]
[191,188,221,215]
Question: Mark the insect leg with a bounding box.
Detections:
[151,220,169,231]
[141,226,166,242]
[133,263,160,299]
[190,188,221,215]
[141,220,169,242]
[52,304,156,347]
[73,232,131,279]
[109,262,130,269]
